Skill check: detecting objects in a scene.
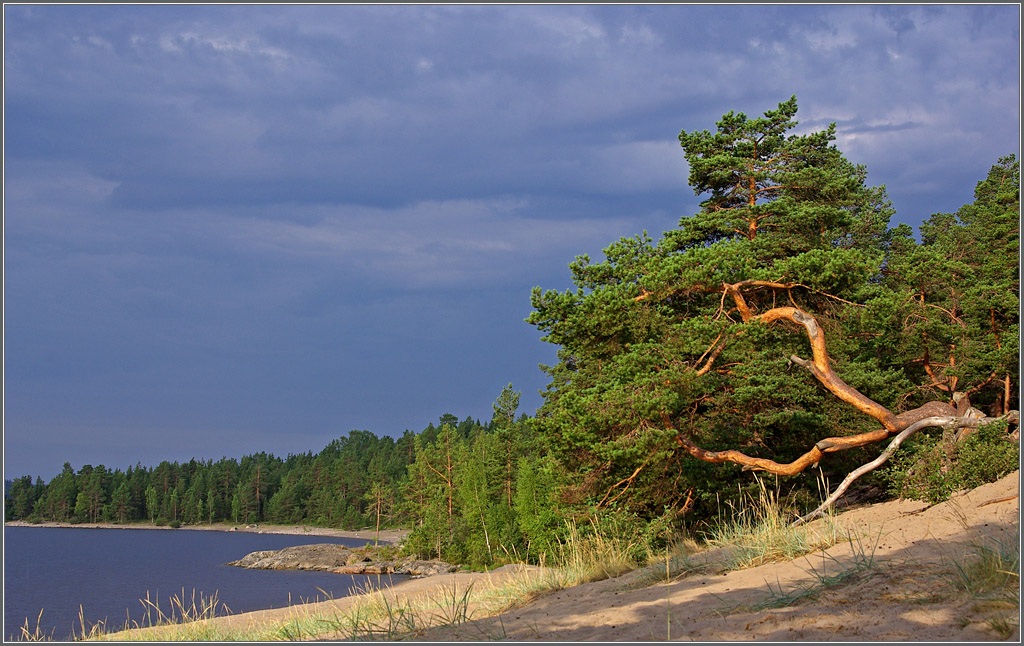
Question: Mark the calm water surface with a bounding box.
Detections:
[3,526,405,640]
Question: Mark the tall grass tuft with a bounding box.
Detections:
[706,475,844,570]
[16,610,55,642]
[947,531,1020,639]
[428,581,474,626]
[134,588,230,629]
[750,529,879,612]
[549,518,641,585]
[949,533,1020,601]
[628,537,706,589]
[264,577,477,641]
[331,578,420,640]
[82,588,232,641]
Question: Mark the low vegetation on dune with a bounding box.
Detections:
[17,472,1010,643]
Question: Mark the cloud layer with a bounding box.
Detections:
[4,5,1019,479]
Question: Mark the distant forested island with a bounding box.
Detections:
[6,98,1018,570]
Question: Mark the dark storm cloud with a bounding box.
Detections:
[6,5,703,212]
[4,4,1019,479]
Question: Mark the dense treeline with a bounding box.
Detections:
[5,98,1019,570]
[4,386,565,567]
[5,427,416,530]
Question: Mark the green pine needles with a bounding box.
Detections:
[527,96,1018,534]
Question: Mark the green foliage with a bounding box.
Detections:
[876,155,1019,414]
[527,98,1018,543]
[5,475,40,521]
[401,392,538,568]
[882,421,1019,503]
[403,423,463,562]
[513,453,565,560]
[7,426,427,532]
[528,96,905,527]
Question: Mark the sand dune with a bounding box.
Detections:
[414,471,1020,642]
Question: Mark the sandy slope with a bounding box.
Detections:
[416,471,1020,642]
[100,472,1020,641]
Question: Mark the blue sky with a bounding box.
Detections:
[4,4,1020,481]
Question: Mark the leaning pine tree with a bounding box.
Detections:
[528,96,1019,527]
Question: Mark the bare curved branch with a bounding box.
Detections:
[672,304,970,475]
[792,411,1020,525]
[758,307,900,430]
[675,433,824,476]
[674,425,897,476]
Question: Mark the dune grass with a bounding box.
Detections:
[737,528,880,613]
[15,610,55,642]
[705,475,847,570]
[947,530,1020,639]
[85,571,539,641]
[949,532,1019,600]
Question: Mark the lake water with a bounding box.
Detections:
[3,526,407,640]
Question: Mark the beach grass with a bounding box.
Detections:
[89,569,546,642]
[946,530,1020,639]
[705,475,847,570]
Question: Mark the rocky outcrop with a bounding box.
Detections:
[228,544,358,571]
[334,559,458,577]
[227,543,458,577]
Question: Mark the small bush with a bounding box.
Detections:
[953,421,1020,490]
[883,421,1019,503]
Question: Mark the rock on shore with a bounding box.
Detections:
[227,543,458,577]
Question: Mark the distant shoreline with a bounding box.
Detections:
[3,520,410,545]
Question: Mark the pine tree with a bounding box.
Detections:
[873,155,1019,415]
[527,97,951,522]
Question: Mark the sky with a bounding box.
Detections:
[3,4,1020,482]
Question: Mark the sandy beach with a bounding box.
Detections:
[413,471,1021,642]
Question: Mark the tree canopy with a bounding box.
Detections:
[528,97,1019,523]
